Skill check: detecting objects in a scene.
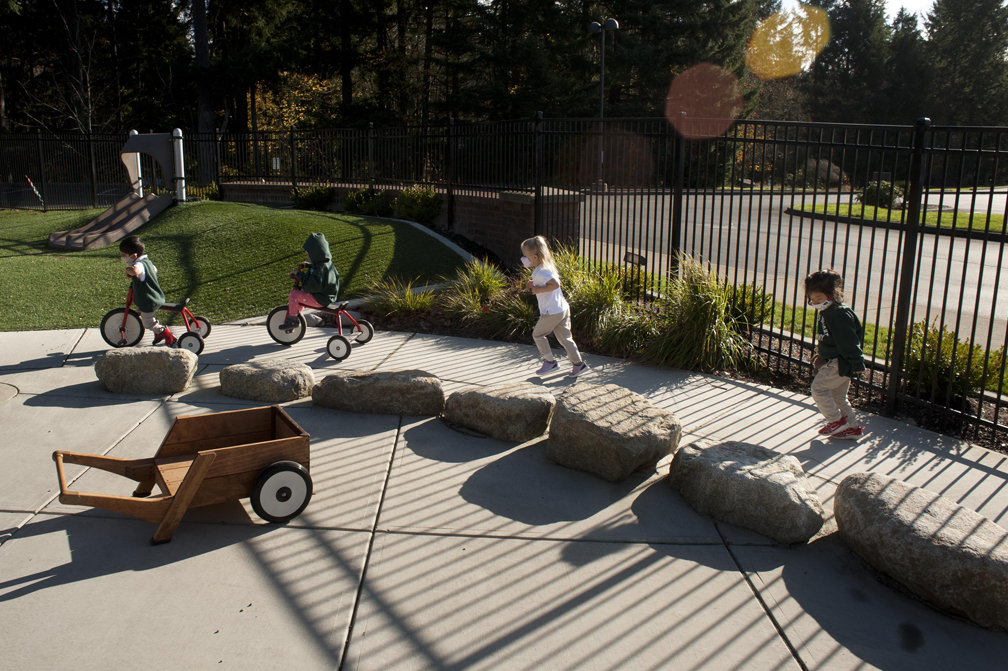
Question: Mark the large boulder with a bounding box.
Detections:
[445,382,555,442]
[313,369,444,416]
[546,383,681,482]
[835,472,1008,631]
[95,347,197,394]
[219,359,315,403]
[669,439,824,544]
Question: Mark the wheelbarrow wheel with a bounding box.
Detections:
[100,308,144,348]
[250,461,313,524]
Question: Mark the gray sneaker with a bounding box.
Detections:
[536,360,559,376]
[566,362,589,378]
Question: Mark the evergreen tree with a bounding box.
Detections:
[926,0,1008,125]
[807,0,891,123]
[883,7,930,124]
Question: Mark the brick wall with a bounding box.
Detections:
[220,183,582,266]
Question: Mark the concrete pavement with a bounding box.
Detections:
[1,323,1008,669]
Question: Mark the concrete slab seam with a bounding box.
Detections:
[714,522,810,671]
[338,414,404,671]
[373,527,731,546]
[369,332,417,372]
[63,328,88,366]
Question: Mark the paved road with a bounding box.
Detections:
[571,190,1008,349]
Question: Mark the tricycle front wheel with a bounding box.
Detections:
[250,461,313,523]
[100,308,144,347]
[266,306,307,346]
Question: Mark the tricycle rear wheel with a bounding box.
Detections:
[100,308,145,347]
[250,461,313,523]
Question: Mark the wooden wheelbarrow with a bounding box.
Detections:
[53,405,312,545]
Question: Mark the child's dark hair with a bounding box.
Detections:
[805,269,844,302]
[119,236,144,256]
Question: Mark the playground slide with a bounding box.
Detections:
[48,191,174,251]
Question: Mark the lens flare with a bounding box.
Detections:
[665,63,743,139]
[746,5,830,80]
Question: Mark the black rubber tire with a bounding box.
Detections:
[177,332,205,355]
[267,305,307,346]
[100,308,145,347]
[327,334,352,361]
[353,319,374,344]
[193,316,212,338]
[250,461,313,524]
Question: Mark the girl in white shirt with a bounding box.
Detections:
[521,236,588,378]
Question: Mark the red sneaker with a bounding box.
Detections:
[832,426,865,440]
[153,327,176,347]
[818,416,849,436]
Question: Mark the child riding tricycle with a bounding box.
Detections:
[265,232,373,361]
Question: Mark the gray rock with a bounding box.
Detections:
[546,383,681,482]
[312,369,444,416]
[95,347,197,394]
[219,359,315,403]
[302,312,323,327]
[445,382,555,442]
[835,472,1008,631]
[669,439,824,544]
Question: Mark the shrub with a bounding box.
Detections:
[904,321,987,405]
[644,256,755,372]
[858,180,905,209]
[728,283,773,333]
[366,276,437,317]
[395,184,442,224]
[344,187,394,216]
[440,259,507,325]
[791,158,844,188]
[292,184,335,211]
[187,183,220,201]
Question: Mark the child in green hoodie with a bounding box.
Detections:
[806,269,867,440]
[281,232,341,331]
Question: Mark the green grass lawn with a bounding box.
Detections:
[0,201,467,331]
[798,202,1006,232]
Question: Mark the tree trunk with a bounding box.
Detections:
[193,0,214,134]
[107,0,122,130]
[421,0,434,128]
[340,0,353,114]
[0,71,8,131]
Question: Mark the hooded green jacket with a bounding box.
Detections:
[295,233,340,305]
[816,303,867,378]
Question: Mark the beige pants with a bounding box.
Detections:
[533,310,582,365]
[811,359,855,422]
[139,311,166,334]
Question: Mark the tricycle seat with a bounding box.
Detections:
[161,297,191,312]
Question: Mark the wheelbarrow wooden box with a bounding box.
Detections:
[53,405,312,545]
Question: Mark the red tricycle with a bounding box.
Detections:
[100,286,212,354]
[266,274,373,362]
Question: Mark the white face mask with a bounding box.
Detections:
[809,300,832,311]
[121,255,133,266]
[520,256,533,268]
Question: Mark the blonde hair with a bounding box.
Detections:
[521,235,557,272]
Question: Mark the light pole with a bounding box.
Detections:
[588,18,618,191]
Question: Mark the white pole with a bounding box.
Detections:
[129,129,143,197]
[172,128,186,202]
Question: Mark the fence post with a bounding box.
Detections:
[670,111,686,275]
[534,111,543,236]
[88,131,98,208]
[885,117,931,415]
[290,126,298,195]
[368,122,375,190]
[447,117,455,230]
[35,129,48,212]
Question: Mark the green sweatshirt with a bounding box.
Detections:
[295,233,340,305]
[817,302,867,378]
[130,256,166,314]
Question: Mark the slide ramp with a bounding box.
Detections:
[48,191,174,251]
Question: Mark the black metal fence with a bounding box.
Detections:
[2,118,1006,447]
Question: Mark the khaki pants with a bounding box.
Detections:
[533,309,582,365]
[811,359,855,422]
[139,311,166,334]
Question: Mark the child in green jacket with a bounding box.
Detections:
[120,236,176,346]
[806,269,867,440]
[281,232,340,331]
